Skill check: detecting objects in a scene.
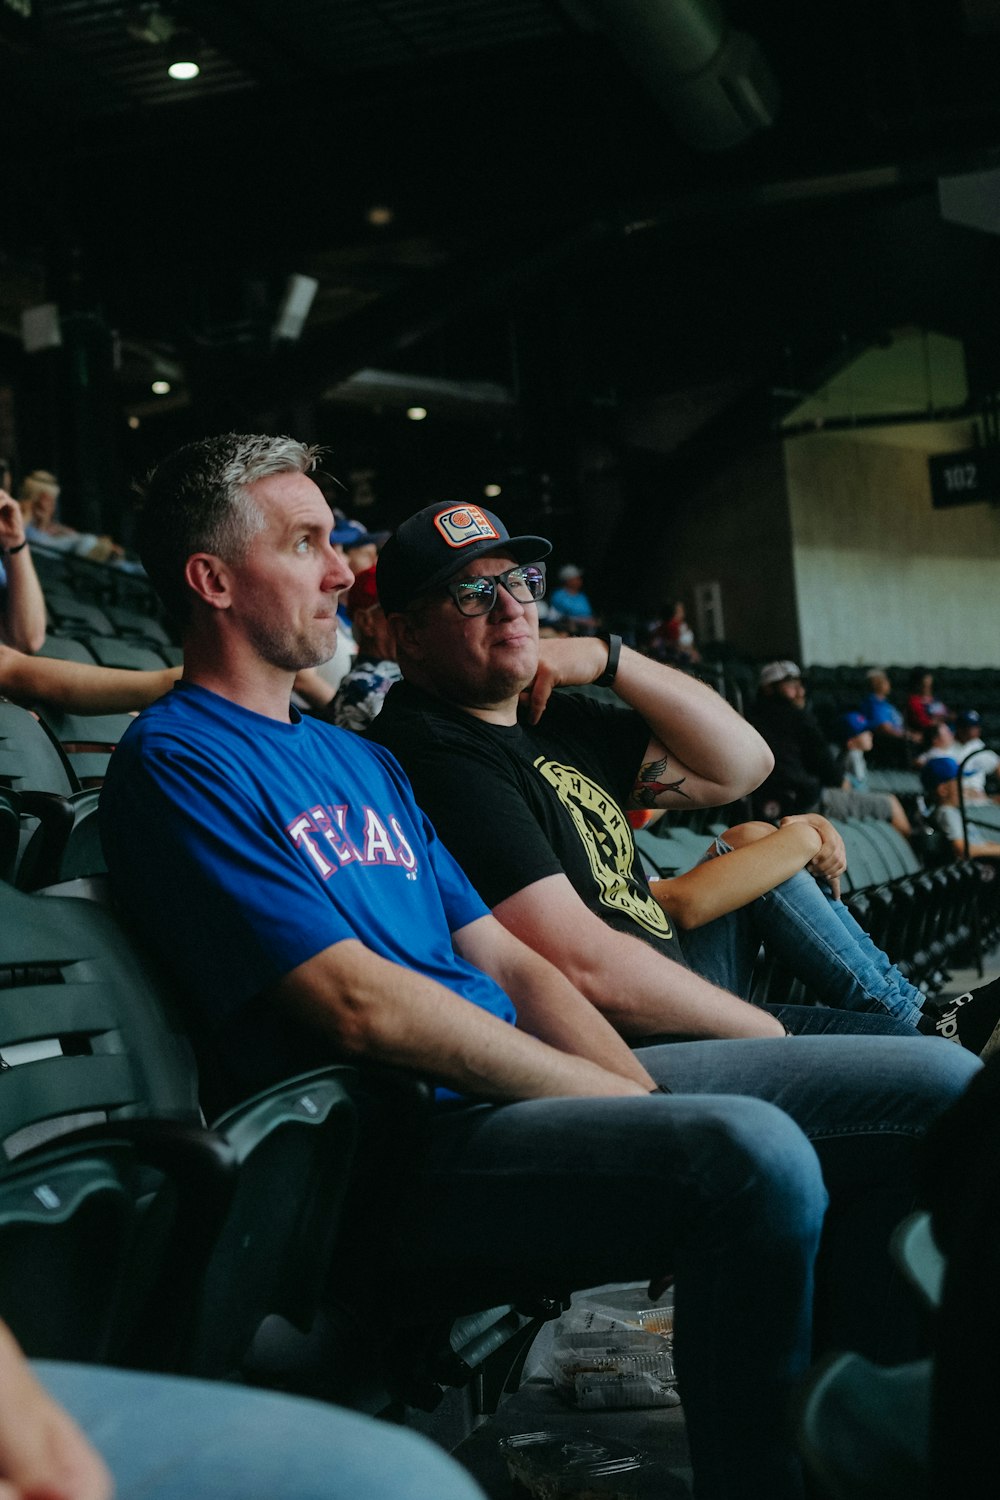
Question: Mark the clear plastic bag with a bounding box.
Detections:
[500,1430,652,1498]
[547,1287,679,1410]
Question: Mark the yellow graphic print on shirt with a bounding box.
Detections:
[533,757,672,939]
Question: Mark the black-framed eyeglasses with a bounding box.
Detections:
[445,561,547,617]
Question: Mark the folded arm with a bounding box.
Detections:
[523,638,773,809]
[275,936,651,1100]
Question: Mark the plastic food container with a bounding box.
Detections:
[499,1430,651,1499]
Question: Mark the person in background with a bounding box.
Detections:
[952,710,999,801]
[861,668,909,769]
[0,469,47,654]
[339,518,389,579]
[922,756,1000,863]
[324,566,401,732]
[649,600,700,667]
[20,469,127,565]
[916,720,958,772]
[751,664,908,832]
[906,668,950,737]
[825,711,911,839]
[547,563,599,633]
[748,662,838,818]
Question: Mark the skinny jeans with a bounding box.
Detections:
[682,848,927,1027]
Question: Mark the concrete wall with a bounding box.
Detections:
[649,442,801,661]
[785,426,1000,666]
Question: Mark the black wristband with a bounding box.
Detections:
[594,631,622,688]
[3,539,27,556]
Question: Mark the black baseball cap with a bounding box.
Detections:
[376,503,551,614]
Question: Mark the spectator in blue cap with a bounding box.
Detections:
[953,709,999,801]
[820,710,912,838]
[922,756,1000,860]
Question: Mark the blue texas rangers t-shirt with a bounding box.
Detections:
[99,681,514,1100]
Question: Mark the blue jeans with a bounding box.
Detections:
[344,1036,978,1500]
[35,1361,485,1500]
[682,850,927,1028]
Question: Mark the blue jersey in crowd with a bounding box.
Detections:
[99,681,515,1097]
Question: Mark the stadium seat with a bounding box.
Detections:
[86,637,171,671]
[0,1126,234,1365]
[103,605,172,645]
[0,787,19,882]
[35,634,99,665]
[33,707,137,788]
[0,700,78,796]
[0,880,362,1377]
[0,878,548,1400]
[12,787,104,889]
[45,598,115,637]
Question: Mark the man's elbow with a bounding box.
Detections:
[719,741,773,802]
[749,740,775,786]
[291,983,382,1060]
[558,947,642,1028]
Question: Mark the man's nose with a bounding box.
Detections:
[323,546,355,591]
[491,581,526,618]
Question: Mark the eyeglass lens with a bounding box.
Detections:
[452,564,546,615]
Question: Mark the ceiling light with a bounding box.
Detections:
[406,406,427,421]
[127,415,141,429]
[151,379,171,395]
[366,205,394,227]
[168,59,200,79]
[484,483,502,498]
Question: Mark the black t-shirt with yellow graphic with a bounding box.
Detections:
[368,680,688,965]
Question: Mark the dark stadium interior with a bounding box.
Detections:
[5,7,1000,1498]
[5,0,1000,567]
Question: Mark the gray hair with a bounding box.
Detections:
[137,433,322,624]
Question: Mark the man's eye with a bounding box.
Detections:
[458,580,491,599]
[295,537,311,552]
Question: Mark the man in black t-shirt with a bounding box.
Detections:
[371,504,840,1043]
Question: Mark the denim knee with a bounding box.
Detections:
[682,1095,828,1252]
[911,1037,981,1114]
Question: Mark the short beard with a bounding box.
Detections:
[246,618,340,673]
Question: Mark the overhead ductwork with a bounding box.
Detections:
[562,0,779,150]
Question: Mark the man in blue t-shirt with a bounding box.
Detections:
[99,435,977,1500]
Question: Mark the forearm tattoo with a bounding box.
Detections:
[632,753,690,807]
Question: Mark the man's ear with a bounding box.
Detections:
[184,552,233,612]
[388,609,425,662]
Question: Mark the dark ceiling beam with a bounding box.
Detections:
[213,215,611,417]
[184,0,322,89]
